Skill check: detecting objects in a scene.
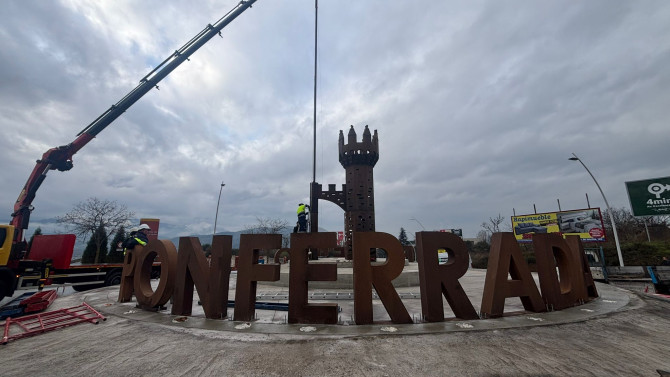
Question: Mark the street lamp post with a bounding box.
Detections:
[410,217,426,231]
[213,182,225,238]
[569,153,624,267]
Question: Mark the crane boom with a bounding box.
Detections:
[10,0,258,250]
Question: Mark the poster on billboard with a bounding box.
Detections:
[626,176,670,216]
[439,229,463,237]
[511,208,606,242]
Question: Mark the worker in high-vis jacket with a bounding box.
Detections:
[122,224,150,255]
[297,203,310,232]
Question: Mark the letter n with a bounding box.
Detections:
[481,233,544,318]
[415,232,478,321]
[353,232,411,325]
[233,234,281,322]
[288,233,338,324]
[171,236,232,319]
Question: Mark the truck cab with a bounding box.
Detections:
[0,224,150,301]
[0,225,17,300]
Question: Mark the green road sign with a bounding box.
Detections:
[626,176,670,216]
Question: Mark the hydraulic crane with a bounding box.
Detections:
[0,0,259,299]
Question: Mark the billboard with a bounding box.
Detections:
[511,208,606,242]
[439,229,463,237]
[626,176,670,216]
[140,218,160,241]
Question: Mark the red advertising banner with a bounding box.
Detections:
[140,218,160,241]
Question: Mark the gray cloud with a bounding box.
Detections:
[1,0,669,242]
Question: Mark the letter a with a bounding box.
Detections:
[481,233,544,318]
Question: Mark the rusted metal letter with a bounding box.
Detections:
[134,240,177,310]
[533,233,587,310]
[288,233,338,324]
[480,233,544,318]
[353,232,411,325]
[118,248,138,302]
[171,236,232,319]
[233,234,281,322]
[415,232,479,321]
[565,235,599,299]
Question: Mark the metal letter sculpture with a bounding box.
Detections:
[565,235,599,299]
[353,232,412,324]
[415,232,479,321]
[288,233,339,324]
[533,233,585,310]
[481,233,545,318]
[233,234,281,321]
[134,240,177,310]
[171,236,232,319]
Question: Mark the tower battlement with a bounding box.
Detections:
[338,125,379,168]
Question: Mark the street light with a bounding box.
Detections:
[213,182,225,238]
[569,153,624,266]
[410,217,426,231]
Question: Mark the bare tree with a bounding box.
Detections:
[57,197,134,264]
[602,207,670,242]
[243,217,291,248]
[476,229,490,243]
[481,214,506,235]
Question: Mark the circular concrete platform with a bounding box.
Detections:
[77,269,632,338]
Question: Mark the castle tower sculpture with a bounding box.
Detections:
[310,125,378,259]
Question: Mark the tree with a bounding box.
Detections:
[107,225,127,263]
[28,227,42,251]
[57,197,134,264]
[398,227,410,246]
[244,217,291,248]
[480,214,507,242]
[82,224,109,263]
[476,230,489,243]
[601,207,670,242]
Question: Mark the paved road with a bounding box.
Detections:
[2,282,670,376]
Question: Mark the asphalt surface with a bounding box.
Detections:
[2,268,670,377]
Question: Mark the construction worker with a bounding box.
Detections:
[297,203,310,232]
[122,224,150,254]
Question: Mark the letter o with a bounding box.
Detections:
[134,240,177,308]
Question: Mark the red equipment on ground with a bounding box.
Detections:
[2,302,106,344]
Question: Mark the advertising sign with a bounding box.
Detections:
[511,208,606,242]
[439,229,463,237]
[140,218,160,241]
[625,176,670,216]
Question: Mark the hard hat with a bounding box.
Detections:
[138,224,151,231]
[129,226,139,233]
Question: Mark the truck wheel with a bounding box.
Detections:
[105,271,122,286]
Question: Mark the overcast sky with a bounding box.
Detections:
[1,0,669,242]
